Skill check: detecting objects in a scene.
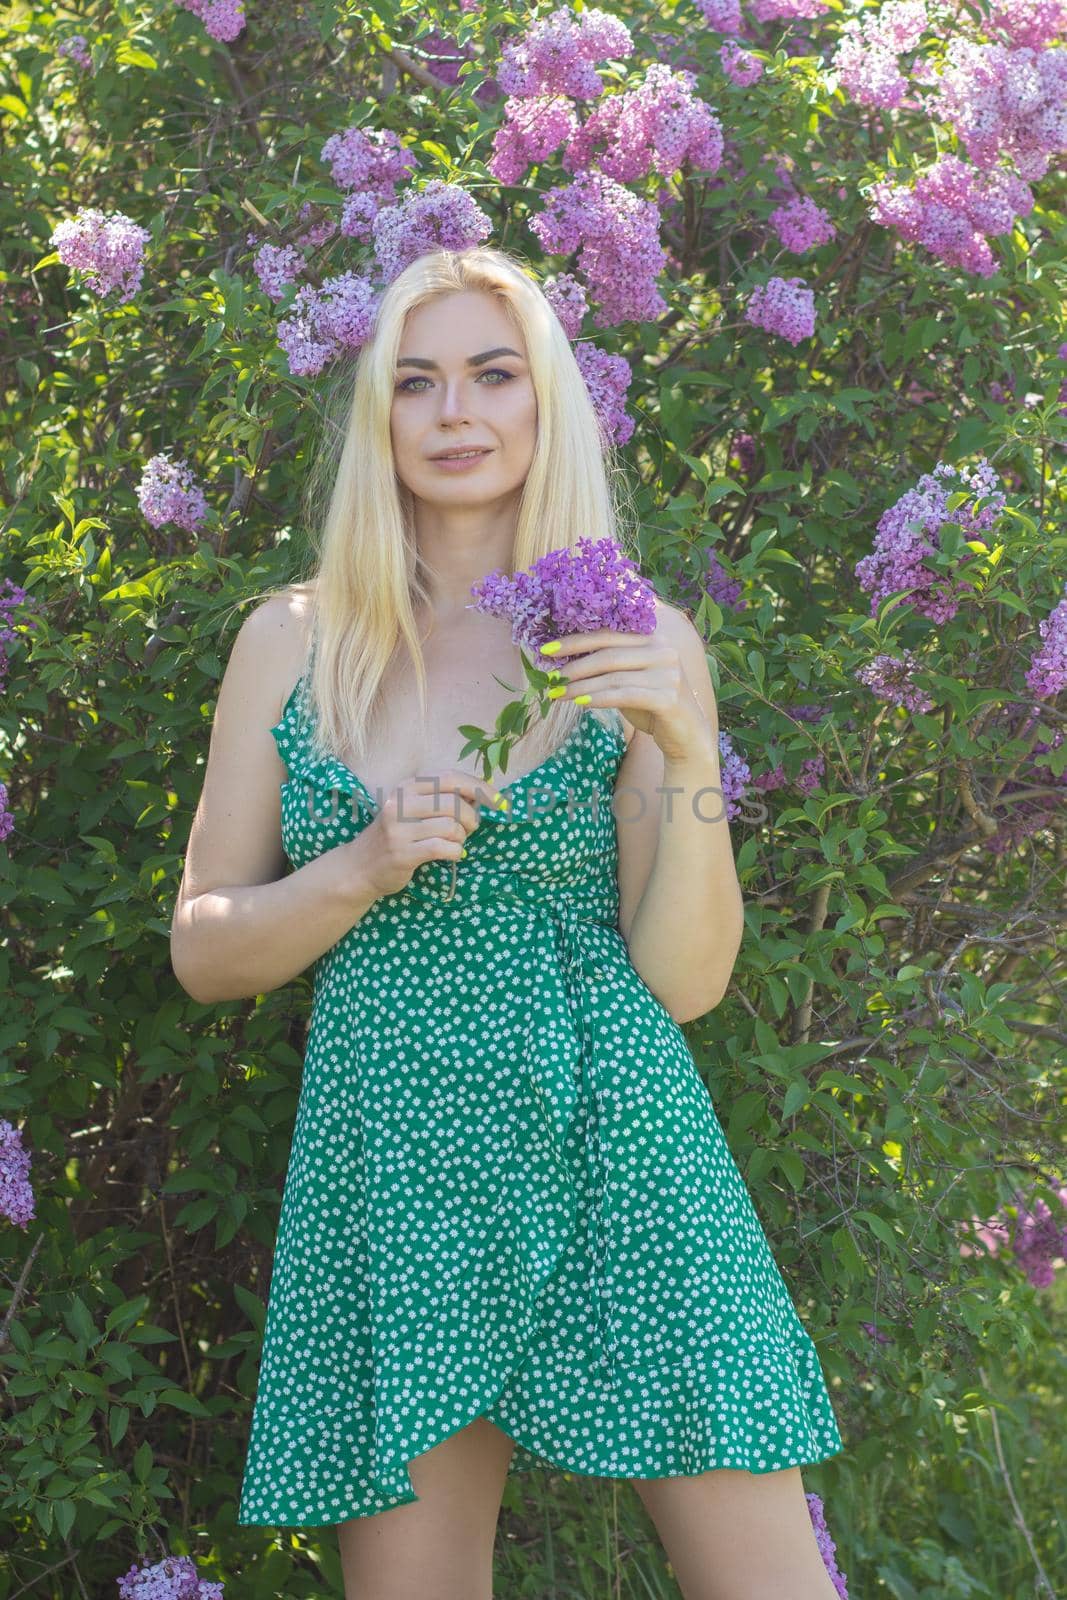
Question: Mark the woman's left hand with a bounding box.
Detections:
[544,626,716,764]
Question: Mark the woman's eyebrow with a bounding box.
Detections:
[396,346,525,370]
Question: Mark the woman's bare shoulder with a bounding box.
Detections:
[242,583,316,718]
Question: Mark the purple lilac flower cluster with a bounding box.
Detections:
[531,168,670,328]
[543,271,589,338]
[832,0,929,111]
[769,193,836,253]
[720,40,764,87]
[58,33,92,69]
[933,34,1067,183]
[854,649,935,714]
[494,6,634,100]
[561,61,724,183]
[960,1184,1067,1289]
[117,1554,223,1600]
[322,126,419,244]
[0,1119,34,1228]
[667,552,747,615]
[985,723,1067,857]
[988,0,1067,50]
[717,731,752,820]
[136,454,210,535]
[418,27,500,104]
[468,535,658,668]
[572,342,636,446]
[276,271,380,378]
[0,577,36,845]
[49,207,152,305]
[870,152,1036,278]
[854,457,1007,623]
[488,10,725,335]
[743,274,816,344]
[806,1492,851,1599]
[1025,580,1067,699]
[173,0,245,43]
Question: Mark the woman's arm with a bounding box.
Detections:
[170,594,380,1005]
[615,607,745,1023]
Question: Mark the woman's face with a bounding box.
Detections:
[390,289,538,510]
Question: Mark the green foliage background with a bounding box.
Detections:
[1,1,1065,1596]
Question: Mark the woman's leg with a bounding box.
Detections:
[629,1464,844,1600]
[336,1416,517,1600]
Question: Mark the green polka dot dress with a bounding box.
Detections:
[236,664,845,1528]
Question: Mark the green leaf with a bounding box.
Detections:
[109,1405,131,1447]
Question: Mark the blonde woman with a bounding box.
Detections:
[171,245,845,1600]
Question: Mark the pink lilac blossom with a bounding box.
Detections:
[1025,581,1067,698]
[694,0,744,34]
[276,272,378,377]
[868,153,1034,278]
[487,97,580,186]
[136,454,209,534]
[50,207,152,305]
[531,169,669,327]
[253,242,303,303]
[117,1554,224,1600]
[496,6,635,100]
[769,193,836,253]
[572,342,635,446]
[932,38,1067,183]
[855,457,1007,622]
[854,649,935,713]
[0,1119,35,1229]
[562,63,724,182]
[806,1493,851,1600]
[544,271,589,338]
[988,0,1067,51]
[58,34,92,69]
[717,731,751,820]
[831,0,928,110]
[743,275,816,344]
[786,703,831,723]
[720,41,764,86]
[174,0,246,42]
[468,535,658,669]
[372,181,493,284]
[0,783,13,844]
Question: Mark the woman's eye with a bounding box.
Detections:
[396,369,515,393]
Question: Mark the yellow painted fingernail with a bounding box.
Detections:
[460,848,467,858]
[574,693,591,705]
[496,794,509,809]
[541,639,561,653]
[547,684,567,699]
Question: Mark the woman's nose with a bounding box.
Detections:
[438,379,475,420]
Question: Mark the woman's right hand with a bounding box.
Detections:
[354,770,503,900]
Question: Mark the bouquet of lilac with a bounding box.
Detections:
[462,536,658,781]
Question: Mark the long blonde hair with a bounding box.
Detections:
[263,244,639,774]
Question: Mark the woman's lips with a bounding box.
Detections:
[431,449,492,472]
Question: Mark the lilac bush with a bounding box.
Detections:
[5,0,1067,1590]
